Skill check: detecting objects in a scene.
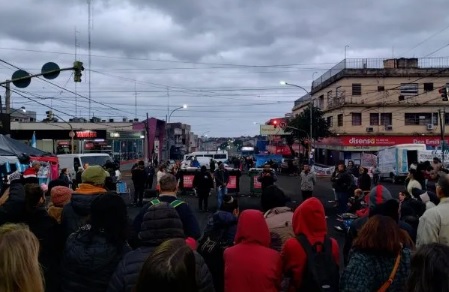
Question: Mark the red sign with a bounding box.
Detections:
[253,176,262,189]
[228,176,237,189]
[76,131,97,138]
[183,175,194,188]
[317,135,449,147]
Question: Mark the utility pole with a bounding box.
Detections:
[5,82,10,114]
[87,0,93,118]
[439,109,446,164]
[145,112,149,163]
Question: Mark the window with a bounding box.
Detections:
[327,90,333,108]
[318,95,324,109]
[424,83,434,92]
[377,86,385,92]
[445,113,449,125]
[405,113,438,125]
[337,114,343,127]
[352,83,362,96]
[380,113,392,126]
[400,83,418,96]
[352,113,362,126]
[370,113,379,126]
[327,116,333,127]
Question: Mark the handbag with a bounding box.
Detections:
[377,252,402,292]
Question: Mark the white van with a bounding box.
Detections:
[182,151,229,169]
[184,151,228,163]
[378,144,427,183]
[57,153,114,179]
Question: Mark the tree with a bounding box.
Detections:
[285,106,332,159]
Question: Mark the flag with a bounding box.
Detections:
[31,131,36,148]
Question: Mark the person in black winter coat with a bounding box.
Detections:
[108,202,214,292]
[199,195,238,292]
[24,184,64,292]
[61,194,131,292]
[357,166,371,192]
[0,171,26,225]
[60,166,110,240]
[331,162,353,214]
[131,161,147,207]
[193,166,214,212]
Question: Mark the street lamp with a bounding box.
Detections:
[166,104,187,160]
[168,104,187,122]
[9,106,26,114]
[280,81,313,156]
[51,113,75,154]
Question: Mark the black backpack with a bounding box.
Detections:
[198,226,233,258]
[297,234,339,292]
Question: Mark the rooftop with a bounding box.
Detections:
[311,57,449,94]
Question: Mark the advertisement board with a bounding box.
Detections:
[183,175,194,188]
[253,176,262,189]
[228,175,237,189]
[317,135,449,147]
[260,125,288,136]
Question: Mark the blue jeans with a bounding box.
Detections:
[336,191,349,214]
[216,186,228,209]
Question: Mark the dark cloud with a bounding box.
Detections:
[0,0,448,136]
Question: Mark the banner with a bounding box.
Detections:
[312,165,335,176]
[253,176,262,189]
[183,175,195,188]
[228,175,237,189]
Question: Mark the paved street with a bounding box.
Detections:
[122,170,404,254]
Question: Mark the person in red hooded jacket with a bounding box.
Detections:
[282,197,340,291]
[224,209,282,292]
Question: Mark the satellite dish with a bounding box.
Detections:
[41,62,60,80]
[11,70,31,88]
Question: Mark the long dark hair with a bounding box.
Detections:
[353,215,413,256]
[89,194,128,245]
[407,243,449,292]
[134,238,197,292]
[24,184,45,213]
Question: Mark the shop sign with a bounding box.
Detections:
[317,135,449,147]
[76,130,97,138]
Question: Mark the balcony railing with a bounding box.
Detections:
[312,57,449,90]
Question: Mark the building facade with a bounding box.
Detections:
[294,57,449,166]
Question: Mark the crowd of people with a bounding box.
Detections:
[1,155,449,292]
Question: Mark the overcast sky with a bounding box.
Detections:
[0,0,448,137]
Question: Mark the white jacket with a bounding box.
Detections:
[417,197,449,247]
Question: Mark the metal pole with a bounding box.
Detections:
[5,82,10,114]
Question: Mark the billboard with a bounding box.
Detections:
[260,125,288,136]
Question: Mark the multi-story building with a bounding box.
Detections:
[293,57,449,166]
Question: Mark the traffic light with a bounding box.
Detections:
[46,110,53,120]
[439,87,448,101]
[73,61,84,82]
[272,120,278,128]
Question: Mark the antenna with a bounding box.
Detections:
[87,0,93,119]
[134,81,137,119]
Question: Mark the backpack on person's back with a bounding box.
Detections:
[297,234,339,292]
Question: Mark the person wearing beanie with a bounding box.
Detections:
[0,171,26,225]
[48,186,73,224]
[343,185,414,265]
[108,202,214,292]
[261,185,294,252]
[60,165,110,239]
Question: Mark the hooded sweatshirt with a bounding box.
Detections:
[282,197,340,292]
[224,210,282,292]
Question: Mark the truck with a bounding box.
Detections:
[377,144,427,184]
